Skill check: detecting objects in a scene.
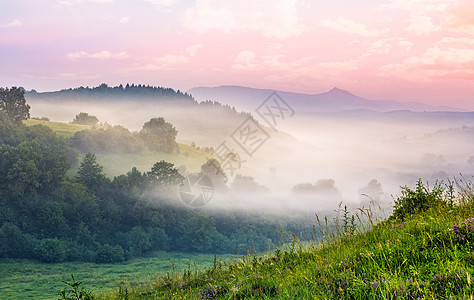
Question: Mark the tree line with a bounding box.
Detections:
[26,83,194,101]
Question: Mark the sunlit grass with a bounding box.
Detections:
[79,144,211,178]
[23,119,91,138]
[22,119,214,177]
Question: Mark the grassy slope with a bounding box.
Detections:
[89,190,474,299]
[23,119,92,138]
[0,252,233,300]
[93,144,210,177]
[23,119,212,176]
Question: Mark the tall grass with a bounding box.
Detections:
[62,179,474,299]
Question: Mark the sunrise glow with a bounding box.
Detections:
[1,0,474,108]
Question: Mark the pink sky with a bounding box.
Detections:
[1,0,474,109]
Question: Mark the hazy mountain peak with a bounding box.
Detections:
[324,87,359,98]
[189,85,463,113]
[328,87,348,93]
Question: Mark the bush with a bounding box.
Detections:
[0,223,37,259]
[391,179,447,220]
[34,238,67,263]
[71,113,99,126]
[70,125,145,153]
[95,244,125,263]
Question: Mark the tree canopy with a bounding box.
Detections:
[140,117,177,153]
[0,87,30,123]
[71,112,99,126]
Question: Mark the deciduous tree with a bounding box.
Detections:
[0,87,30,123]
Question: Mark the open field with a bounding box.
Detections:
[0,252,234,300]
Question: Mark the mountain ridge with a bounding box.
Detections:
[188,85,463,113]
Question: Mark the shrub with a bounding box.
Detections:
[34,238,67,263]
[95,244,125,263]
[0,223,37,258]
[391,179,446,220]
[71,112,99,126]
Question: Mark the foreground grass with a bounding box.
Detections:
[84,183,474,299]
[0,252,233,300]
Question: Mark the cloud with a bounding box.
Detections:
[406,15,440,35]
[182,0,305,39]
[385,0,456,35]
[435,37,474,45]
[233,51,257,68]
[57,73,100,80]
[141,0,179,7]
[182,1,236,34]
[322,17,387,37]
[448,0,474,32]
[186,44,203,57]
[359,37,413,55]
[67,51,129,61]
[232,51,357,81]
[126,44,202,71]
[126,55,189,71]
[154,54,189,65]
[379,46,474,82]
[1,19,22,29]
[57,0,114,5]
[119,16,131,24]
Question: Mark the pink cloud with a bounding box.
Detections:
[67,51,129,61]
[379,46,474,82]
[322,17,387,37]
[232,51,357,83]
[186,44,204,57]
[182,0,305,39]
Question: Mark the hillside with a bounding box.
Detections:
[66,180,474,299]
[22,119,213,176]
[23,119,92,138]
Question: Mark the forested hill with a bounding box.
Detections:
[23,84,255,146]
[25,83,195,102]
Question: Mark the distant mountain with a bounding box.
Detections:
[188,86,462,113]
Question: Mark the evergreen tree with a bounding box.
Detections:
[76,153,107,190]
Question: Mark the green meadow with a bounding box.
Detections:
[0,252,233,300]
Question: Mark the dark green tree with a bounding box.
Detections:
[0,111,25,145]
[139,117,177,153]
[75,153,108,191]
[0,87,30,123]
[147,160,184,186]
[71,113,99,126]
